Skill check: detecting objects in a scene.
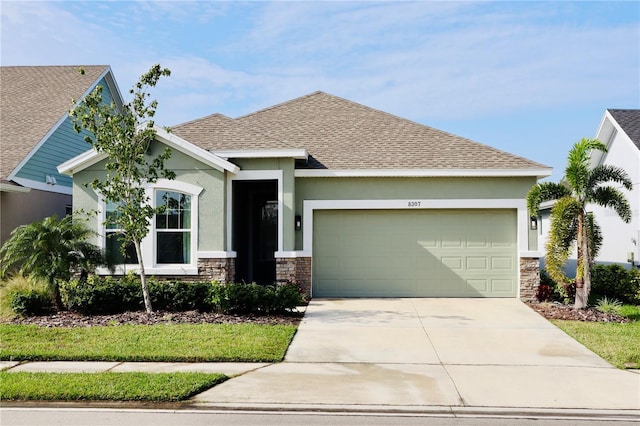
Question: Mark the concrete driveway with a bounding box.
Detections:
[194,298,640,412]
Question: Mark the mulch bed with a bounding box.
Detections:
[525,301,630,323]
[1,303,630,327]
[1,310,304,328]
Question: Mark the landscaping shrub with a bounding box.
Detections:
[1,276,54,317]
[61,275,217,314]
[591,264,640,304]
[595,296,622,314]
[540,268,575,304]
[535,284,553,302]
[148,280,214,312]
[9,287,55,316]
[61,274,143,314]
[211,282,303,314]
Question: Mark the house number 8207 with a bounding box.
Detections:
[407,201,421,207]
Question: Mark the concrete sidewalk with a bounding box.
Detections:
[3,298,639,418]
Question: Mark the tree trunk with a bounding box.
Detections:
[574,212,588,309]
[134,240,153,313]
[52,280,64,311]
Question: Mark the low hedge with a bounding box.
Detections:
[210,282,303,314]
[56,276,303,316]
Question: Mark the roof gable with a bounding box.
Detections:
[608,109,640,151]
[0,65,121,183]
[174,91,549,174]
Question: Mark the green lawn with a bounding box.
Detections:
[0,323,297,362]
[0,372,226,401]
[552,305,640,369]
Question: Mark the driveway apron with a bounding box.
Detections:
[193,298,640,411]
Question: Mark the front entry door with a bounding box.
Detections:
[233,180,278,284]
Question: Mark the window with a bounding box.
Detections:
[155,190,191,264]
[105,201,138,264]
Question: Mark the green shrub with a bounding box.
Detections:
[595,296,622,314]
[211,282,303,314]
[591,264,639,304]
[61,275,217,314]
[61,274,142,314]
[1,276,54,317]
[9,288,55,316]
[149,280,214,312]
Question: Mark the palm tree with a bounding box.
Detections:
[527,138,632,308]
[0,215,107,310]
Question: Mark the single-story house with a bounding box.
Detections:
[59,91,552,300]
[0,65,123,244]
[538,109,640,272]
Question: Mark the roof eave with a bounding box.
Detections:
[294,168,553,178]
[213,149,309,160]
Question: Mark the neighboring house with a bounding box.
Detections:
[590,110,639,267]
[538,109,640,274]
[0,65,123,244]
[59,91,551,300]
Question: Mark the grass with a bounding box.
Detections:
[0,372,226,401]
[552,304,640,369]
[0,323,297,362]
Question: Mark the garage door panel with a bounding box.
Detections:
[313,209,517,298]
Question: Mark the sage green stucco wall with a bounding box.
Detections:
[231,158,296,251]
[72,141,227,252]
[294,176,539,251]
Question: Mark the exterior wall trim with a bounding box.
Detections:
[10,177,73,195]
[295,168,552,178]
[198,251,237,258]
[214,149,308,160]
[226,169,285,253]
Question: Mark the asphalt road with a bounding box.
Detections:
[1,408,638,426]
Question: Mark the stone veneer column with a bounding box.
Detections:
[519,257,540,302]
[197,258,235,283]
[276,257,312,299]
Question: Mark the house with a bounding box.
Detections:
[0,65,123,244]
[538,109,640,273]
[589,109,639,267]
[59,91,552,300]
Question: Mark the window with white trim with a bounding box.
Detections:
[155,190,192,264]
[105,201,138,265]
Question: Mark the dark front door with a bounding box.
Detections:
[232,180,278,284]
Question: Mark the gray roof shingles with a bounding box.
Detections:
[173,91,547,171]
[0,65,108,182]
[608,109,640,150]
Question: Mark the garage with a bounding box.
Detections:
[312,209,518,298]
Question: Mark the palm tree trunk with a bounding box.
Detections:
[574,212,588,309]
[134,240,153,313]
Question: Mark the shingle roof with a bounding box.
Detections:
[172,113,295,151]
[0,65,109,182]
[173,91,548,170]
[608,109,640,150]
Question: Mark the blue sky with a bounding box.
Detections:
[2,1,639,180]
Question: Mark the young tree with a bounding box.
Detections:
[0,215,106,310]
[527,138,632,308]
[70,65,173,313]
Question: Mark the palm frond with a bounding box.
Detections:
[590,186,632,223]
[587,164,633,192]
[564,138,607,196]
[526,182,571,216]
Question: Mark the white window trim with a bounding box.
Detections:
[226,170,284,254]
[95,179,203,275]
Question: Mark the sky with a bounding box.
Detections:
[2,1,639,181]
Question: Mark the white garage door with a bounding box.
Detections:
[313,209,517,298]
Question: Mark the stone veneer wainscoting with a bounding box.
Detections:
[519,257,540,302]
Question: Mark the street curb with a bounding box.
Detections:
[3,401,639,421]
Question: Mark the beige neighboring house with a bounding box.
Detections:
[0,65,122,244]
[60,91,552,300]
